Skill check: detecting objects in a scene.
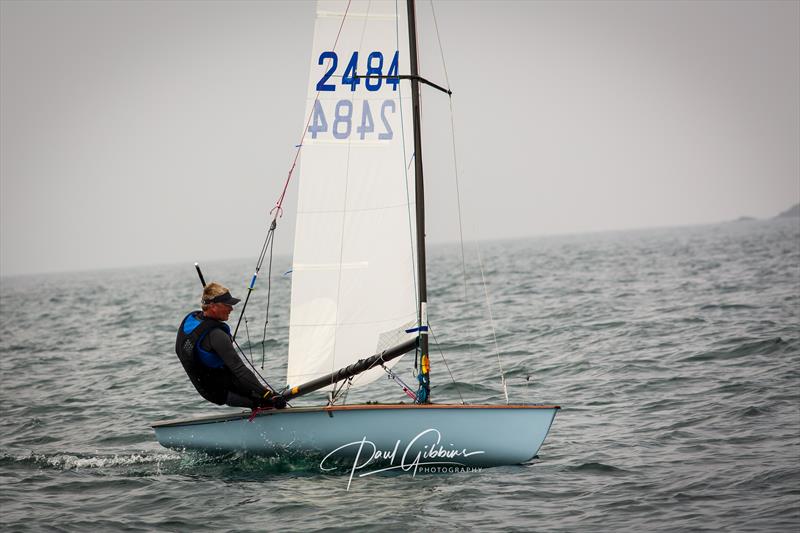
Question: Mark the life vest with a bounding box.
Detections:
[175,311,232,405]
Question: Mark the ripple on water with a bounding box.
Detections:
[1,220,798,531]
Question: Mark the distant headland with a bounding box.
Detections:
[730,203,799,223]
[775,203,800,218]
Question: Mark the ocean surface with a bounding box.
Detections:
[1,218,798,532]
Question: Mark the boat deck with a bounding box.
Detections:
[151,403,561,428]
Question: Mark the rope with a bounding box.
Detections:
[337,346,392,391]
[232,223,275,340]
[430,0,508,403]
[428,324,466,404]
[382,363,418,401]
[259,225,276,369]
[340,378,353,405]
[430,0,479,404]
[429,1,450,87]
[429,0,467,302]
[330,376,353,405]
[271,0,353,218]
[232,337,280,395]
[395,0,419,315]
[234,0,353,355]
[476,243,508,404]
[243,313,254,363]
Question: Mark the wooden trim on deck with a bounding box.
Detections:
[151,403,560,428]
[321,404,561,412]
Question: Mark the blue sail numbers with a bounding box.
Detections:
[309,51,400,140]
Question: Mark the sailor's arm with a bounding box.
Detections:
[206,328,270,399]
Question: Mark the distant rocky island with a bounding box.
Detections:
[728,203,798,223]
[776,203,800,218]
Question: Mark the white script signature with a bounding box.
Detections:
[319,428,485,490]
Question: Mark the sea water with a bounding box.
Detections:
[1,218,798,531]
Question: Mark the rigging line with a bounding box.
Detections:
[271,0,353,217]
[431,0,475,399]
[237,2,354,341]
[233,223,274,340]
[341,381,351,405]
[449,100,468,302]
[475,242,509,404]
[232,337,279,394]
[341,338,398,390]
[429,0,467,302]
[445,96,474,378]
[259,222,277,369]
[255,224,274,269]
[340,377,353,405]
[243,313,254,363]
[429,0,451,87]
[329,378,346,404]
[394,0,421,377]
[428,324,466,404]
[381,363,418,400]
[428,0,482,407]
[395,0,419,313]
[333,375,355,404]
[345,324,419,392]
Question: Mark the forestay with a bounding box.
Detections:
[287,0,418,390]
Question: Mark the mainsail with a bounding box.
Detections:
[287,0,418,390]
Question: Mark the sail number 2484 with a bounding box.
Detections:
[309,51,400,141]
[316,51,399,92]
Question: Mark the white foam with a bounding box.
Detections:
[32,452,181,470]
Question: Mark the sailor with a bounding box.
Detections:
[175,282,285,409]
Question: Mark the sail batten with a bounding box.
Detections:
[287,0,417,391]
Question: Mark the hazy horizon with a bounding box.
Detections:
[2,0,799,277]
[1,212,795,279]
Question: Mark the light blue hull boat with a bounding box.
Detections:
[152,404,559,469]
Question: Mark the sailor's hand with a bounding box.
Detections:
[272,396,287,409]
[260,391,287,409]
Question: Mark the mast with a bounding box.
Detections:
[406,0,430,403]
[276,0,434,406]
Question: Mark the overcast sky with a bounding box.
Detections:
[1,0,798,276]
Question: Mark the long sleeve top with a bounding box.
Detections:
[200,328,270,401]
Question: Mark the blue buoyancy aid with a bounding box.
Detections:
[174,311,232,405]
[179,312,229,368]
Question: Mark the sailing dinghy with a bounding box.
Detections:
[153,0,559,470]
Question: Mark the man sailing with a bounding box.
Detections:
[175,282,284,409]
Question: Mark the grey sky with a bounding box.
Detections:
[1,0,798,276]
